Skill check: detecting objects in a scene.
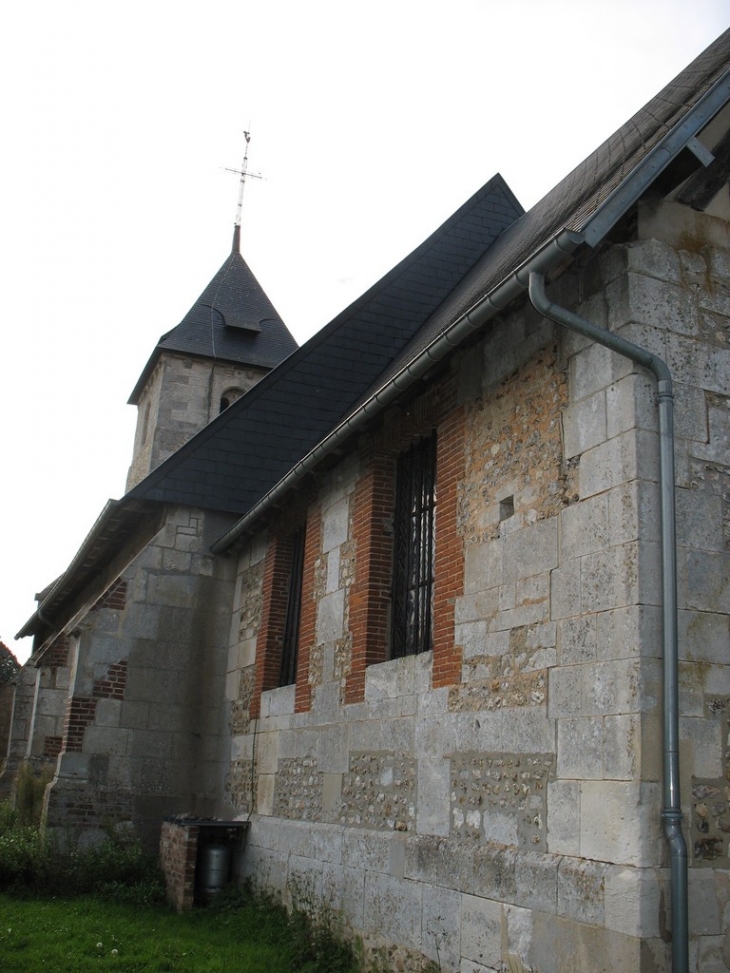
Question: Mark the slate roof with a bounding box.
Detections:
[19,28,730,640]
[127,174,524,513]
[129,250,298,404]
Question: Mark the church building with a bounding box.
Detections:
[4,29,730,973]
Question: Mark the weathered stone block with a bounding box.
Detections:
[319,723,349,774]
[363,872,423,950]
[547,780,580,856]
[582,659,642,716]
[315,589,345,645]
[557,717,603,780]
[683,715,723,778]
[464,540,503,595]
[688,867,723,935]
[626,238,682,284]
[421,883,461,970]
[676,488,724,552]
[557,856,607,924]
[83,725,132,757]
[460,893,502,967]
[514,852,559,914]
[503,520,557,584]
[680,548,730,614]
[549,557,581,620]
[416,757,450,837]
[580,781,662,867]
[321,496,349,553]
[570,340,634,403]
[604,866,661,938]
[94,698,122,728]
[580,541,656,614]
[321,862,365,927]
[548,667,582,719]
[558,614,597,665]
[602,714,639,780]
[608,272,698,337]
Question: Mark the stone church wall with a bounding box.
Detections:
[221,217,730,972]
[43,506,236,850]
[127,355,268,490]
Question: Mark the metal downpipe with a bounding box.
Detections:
[528,272,688,973]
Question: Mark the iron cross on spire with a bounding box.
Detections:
[225,131,263,252]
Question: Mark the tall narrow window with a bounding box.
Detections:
[391,433,437,658]
[279,526,306,686]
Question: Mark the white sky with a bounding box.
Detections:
[1,0,728,662]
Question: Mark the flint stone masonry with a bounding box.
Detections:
[273,756,323,820]
[340,752,416,831]
[223,226,730,972]
[450,752,555,850]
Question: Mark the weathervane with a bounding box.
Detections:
[225,131,263,252]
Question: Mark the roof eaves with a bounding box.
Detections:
[578,64,730,245]
[16,498,163,642]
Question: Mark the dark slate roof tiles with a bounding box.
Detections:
[128,173,524,513]
[129,251,298,403]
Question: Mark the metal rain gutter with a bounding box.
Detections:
[210,229,582,555]
[528,272,688,973]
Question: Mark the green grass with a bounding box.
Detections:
[0,891,348,973]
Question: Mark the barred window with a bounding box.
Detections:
[390,433,437,658]
[279,526,306,686]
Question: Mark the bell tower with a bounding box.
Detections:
[126,138,297,490]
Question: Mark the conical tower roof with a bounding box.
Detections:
[129,246,297,404]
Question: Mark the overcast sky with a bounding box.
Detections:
[1,1,728,661]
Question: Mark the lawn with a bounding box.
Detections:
[0,892,350,973]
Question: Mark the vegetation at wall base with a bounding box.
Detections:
[0,803,360,972]
[0,797,166,902]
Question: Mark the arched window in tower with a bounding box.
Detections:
[219,387,244,413]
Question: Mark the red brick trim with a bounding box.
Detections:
[251,508,321,719]
[62,660,128,752]
[345,451,395,704]
[90,578,128,612]
[432,405,466,688]
[45,635,71,668]
[294,507,321,713]
[251,532,295,719]
[160,820,199,911]
[43,735,63,759]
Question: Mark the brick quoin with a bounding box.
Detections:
[43,735,63,758]
[346,451,395,704]
[90,578,128,612]
[294,507,321,713]
[62,660,128,752]
[432,403,466,689]
[44,635,71,668]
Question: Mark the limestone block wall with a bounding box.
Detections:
[25,635,72,764]
[0,664,38,793]
[44,506,236,850]
[222,214,730,973]
[127,355,268,490]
